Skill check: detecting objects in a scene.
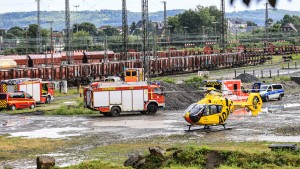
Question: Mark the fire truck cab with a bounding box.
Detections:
[204,79,249,101]
[0,91,36,110]
[84,81,165,116]
[0,78,54,104]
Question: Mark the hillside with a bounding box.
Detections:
[1,9,300,31]
[226,9,300,26]
[0,9,185,31]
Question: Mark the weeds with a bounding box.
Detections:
[183,76,204,84]
[153,77,176,84]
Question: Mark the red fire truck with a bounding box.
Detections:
[84,82,165,116]
[0,78,54,104]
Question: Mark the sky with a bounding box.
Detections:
[0,0,299,14]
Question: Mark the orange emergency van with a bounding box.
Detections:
[0,91,36,110]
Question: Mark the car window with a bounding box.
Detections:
[272,85,283,90]
[260,85,269,90]
[267,86,272,92]
[0,94,7,99]
[125,71,131,76]
[153,87,162,94]
[25,93,31,98]
[132,71,137,76]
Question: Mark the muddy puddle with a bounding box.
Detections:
[10,127,89,138]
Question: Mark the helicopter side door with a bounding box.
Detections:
[202,105,223,124]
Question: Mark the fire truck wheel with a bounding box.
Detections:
[30,104,35,109]
[10,105,16,111]
[101,112,110,116]
[147,104,158,115]
[46,96,51,104]
[140,111,147,115]
[110,107,121,117]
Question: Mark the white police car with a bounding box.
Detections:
[252,83,284,102]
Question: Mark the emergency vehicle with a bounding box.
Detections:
[124,68,144,82]
[84,82,165,116]
[89,68,144,88]
[204,79,249,101]
[0,91,36,110]
[0,78,54,104]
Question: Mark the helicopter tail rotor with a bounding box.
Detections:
[245,93,263,116]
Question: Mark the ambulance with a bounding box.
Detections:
[84,81,165,116]
[204,79,249,101]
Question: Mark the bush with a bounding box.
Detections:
[183,76,203,84]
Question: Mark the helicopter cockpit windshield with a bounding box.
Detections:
[184,103,205,123]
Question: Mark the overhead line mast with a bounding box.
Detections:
[141,0,149,80]
[265,2,269,39]
[37,0,41,53]
[65,0,71,64]
[122,0,128,61]
[161,1,167,36]
[220,0,225,53]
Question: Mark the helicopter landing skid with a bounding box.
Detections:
[185,124,232,132]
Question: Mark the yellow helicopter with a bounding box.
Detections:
[183,87,263,131]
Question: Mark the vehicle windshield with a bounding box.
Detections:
[260,85,269,90]
[0,94,7,100]
[154,87,162,95]
[184,103,205,116]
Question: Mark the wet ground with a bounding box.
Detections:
[1,93,300,168]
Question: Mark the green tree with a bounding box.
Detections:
[26,24,49,53]
[247,21,258,26]
[102,26,119,36]
[72,31,92,50]
[268,23,281,32]
[7,26,24,37]
[130,21,136,34]
[73,22,97,36]
[167,5,220,35]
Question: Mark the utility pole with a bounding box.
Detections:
[265,2,269,39]
[74,5,79,33]
[161,1,167,37]
[23,27,29,55]
[122,0,128,61]
[220,0,225,53]
[141,0,149,80]
[65,0,71,64]
[47,21,54,68]
[183,26,188,47]
[37,0,41,53]
[104,35,108,62]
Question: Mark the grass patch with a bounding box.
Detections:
[60,160,126,169]
[87,142,170,165]
[183,76,204,84]
[144,145,300,169]
[46,98,97,115]
[55,88,79,97]
[0,134,67,163]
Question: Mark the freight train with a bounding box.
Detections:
[0,45,299,84]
